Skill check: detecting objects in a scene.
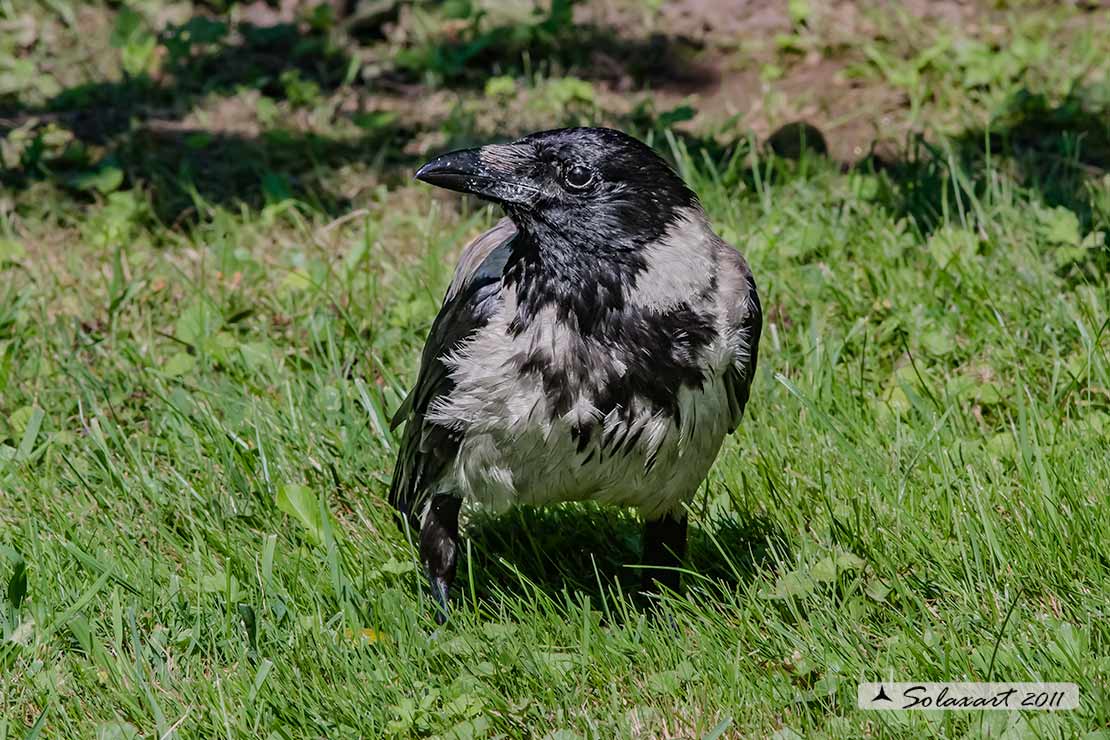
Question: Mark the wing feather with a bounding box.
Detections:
[387,220,516,526]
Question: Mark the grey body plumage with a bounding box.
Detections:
[389,127,761,621]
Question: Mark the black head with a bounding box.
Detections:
[415,127,699,251]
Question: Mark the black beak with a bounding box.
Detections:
[414,149,484,192]
[415,144,537,206]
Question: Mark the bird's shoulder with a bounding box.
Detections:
[710,235,762,429]
[711,236,759,323]
[389,220,514,431]
[445,217,516,303]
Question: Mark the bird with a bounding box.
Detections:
[388,127,761,622]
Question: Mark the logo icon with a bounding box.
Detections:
[873,685,892,702]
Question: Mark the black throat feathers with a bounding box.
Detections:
[501,223,716,440]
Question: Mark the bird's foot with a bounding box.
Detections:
[429,576,451,626]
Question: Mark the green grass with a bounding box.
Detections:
[3,1,1110,738]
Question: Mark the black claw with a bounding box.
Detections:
[419,495,462,625]
[429,576,450,625]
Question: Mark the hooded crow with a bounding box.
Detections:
[389,127,761,622]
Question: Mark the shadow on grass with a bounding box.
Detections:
[0,14,389,221]
[0,119,417,223]
[459,504,785,618]
[0,2,725,224]
[1,18,353,142]
[862,86,1110,238]
[730,87,1110,285]
[394,21,717,94]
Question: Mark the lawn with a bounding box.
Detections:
[1,1,1109,737]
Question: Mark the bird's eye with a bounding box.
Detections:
[563,164,594,191]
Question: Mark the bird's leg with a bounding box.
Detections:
[419,494,463,625]
[641,511,688,596]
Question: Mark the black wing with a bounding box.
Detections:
[388,222,515,528]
